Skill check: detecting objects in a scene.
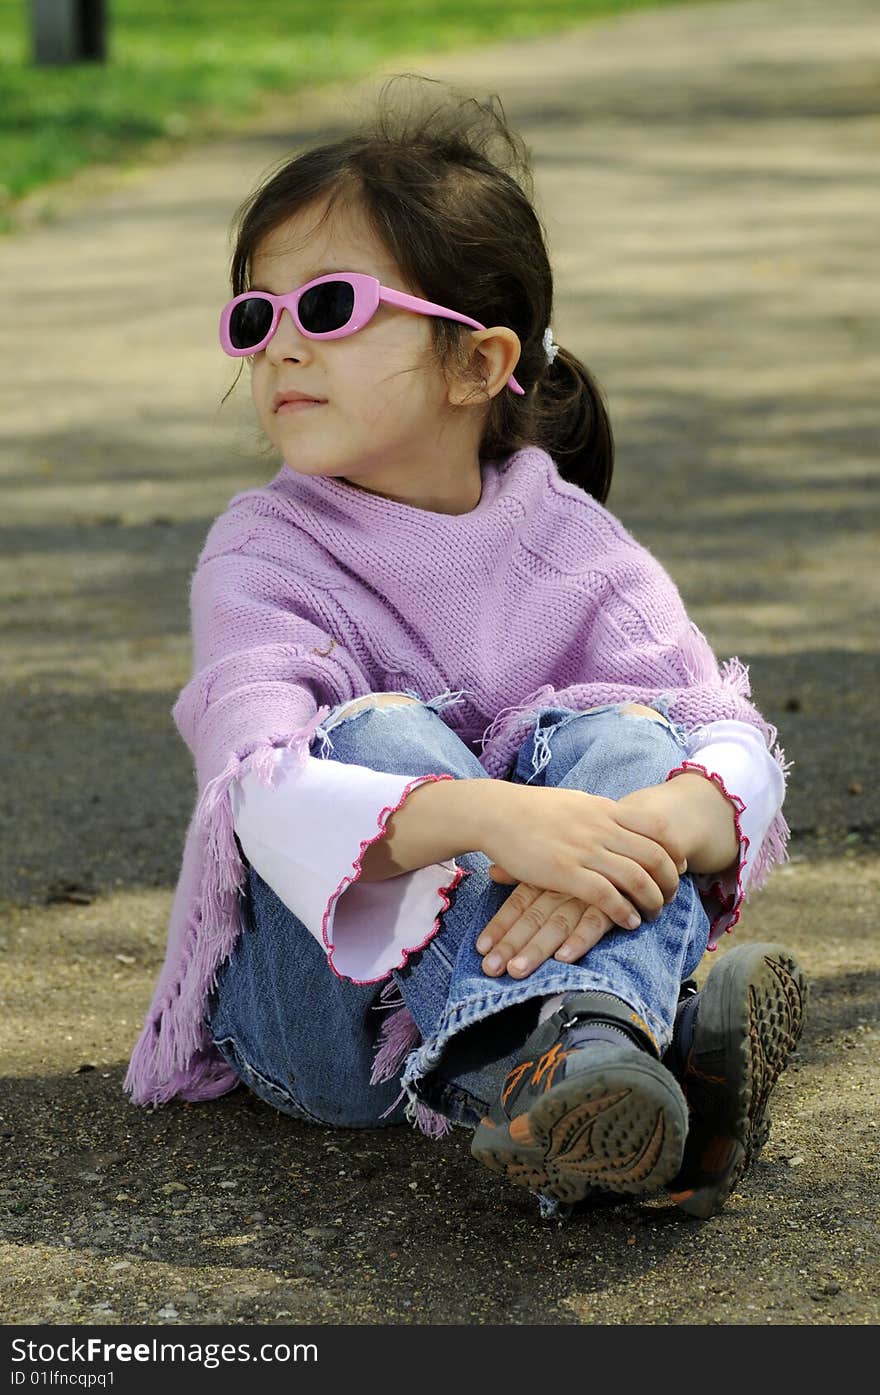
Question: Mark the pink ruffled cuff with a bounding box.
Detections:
[230,752,465,983]
[665,760,749,948]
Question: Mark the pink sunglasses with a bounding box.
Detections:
[219,270,525,395]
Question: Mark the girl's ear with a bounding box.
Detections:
[447,327,522,406]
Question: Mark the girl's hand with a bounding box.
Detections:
[476,870,616,978]
[616,774,739,877]
[478,782,688,931]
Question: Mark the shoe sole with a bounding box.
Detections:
[668,943,808,1219]
[471,1054,689,1204]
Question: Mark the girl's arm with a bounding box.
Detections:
[359,774,492,879]
[477,716,784,977]
[230,754,491,983]
[654,770,740,876]
[664,718,786,877]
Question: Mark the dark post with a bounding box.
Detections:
[30,0,108,65]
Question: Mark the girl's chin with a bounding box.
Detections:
[283,462,345,480]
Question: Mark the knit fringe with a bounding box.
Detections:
[701,654,794,898]
[717,653,752,696]
[747,804,791,894]
[407,1097,454,1139]
[679,622,729,686]
[737,702,793,894]
[123,707,331,1108]
[478,684,555,778]
[370,981,420,1086]
[476,653,752,779]
[370,980,452,1139]
[248,742,283,788]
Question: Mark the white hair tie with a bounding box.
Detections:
[543,326,559,365]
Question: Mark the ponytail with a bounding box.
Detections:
[531,348,614,504]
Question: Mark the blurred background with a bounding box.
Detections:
[2,0,720,218]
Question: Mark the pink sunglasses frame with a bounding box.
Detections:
[219,270,525,395]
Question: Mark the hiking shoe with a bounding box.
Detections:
[471,991,689,1204]
[664,942,808,1219]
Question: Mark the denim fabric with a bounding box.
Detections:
[205,691,710,1132]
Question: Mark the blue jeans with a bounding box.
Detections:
[204,691,710,1132]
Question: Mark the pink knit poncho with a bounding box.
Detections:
[124,446,790,1108]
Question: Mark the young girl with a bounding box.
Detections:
[124,77,806,1221]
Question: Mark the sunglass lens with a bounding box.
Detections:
[298,280,355,334]
[229,297,274,350]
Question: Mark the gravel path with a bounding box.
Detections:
[1,0,877,1326]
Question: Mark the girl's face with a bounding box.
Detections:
[247,197,497,513]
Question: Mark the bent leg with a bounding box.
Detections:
[400,702,710,1127]
[206,692,708,1137]
[511,701,711,1035]
[205,690,500,1128]
[206,864,412,1128]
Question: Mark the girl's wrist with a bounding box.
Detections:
[359,775,501,881]
[664,770,741,876]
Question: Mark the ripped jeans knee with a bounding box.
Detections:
[615,701,675,730]
[309,689,488,786]
[513,699,691,792]
[318,689,422,734]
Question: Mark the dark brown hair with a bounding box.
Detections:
[226,74,614,503]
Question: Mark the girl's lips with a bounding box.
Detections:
[276,399,326,414]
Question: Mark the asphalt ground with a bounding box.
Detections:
[1,0,877,1328]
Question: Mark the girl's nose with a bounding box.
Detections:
[266,307,309,363]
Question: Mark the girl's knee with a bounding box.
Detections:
[610,702,684,780]
[323,691,421,727]
[346,691,421,714]
[580,702,678,751]
[315,690,486,779]
[618,702,674,730]
[526,700,683,793]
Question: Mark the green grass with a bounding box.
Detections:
[2,0,720,210]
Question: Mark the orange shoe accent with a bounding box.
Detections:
[501,1060,532,1108]
[667,1188,695,1203]
[629,1011,658,1052]
[543,1050,571,1092]
[501,1040,576,1113]
[531,1042,571,1091]
[509,1113,536,1145]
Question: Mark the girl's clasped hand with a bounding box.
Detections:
[475,782,691,979]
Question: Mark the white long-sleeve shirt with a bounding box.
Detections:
[229,717,783,984]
